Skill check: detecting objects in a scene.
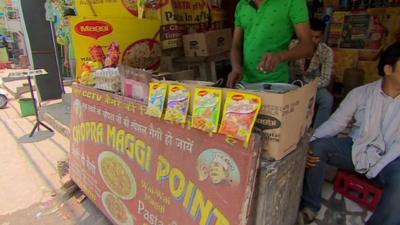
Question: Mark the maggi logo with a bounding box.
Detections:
[80,25,109,33]
[75,20,113,39]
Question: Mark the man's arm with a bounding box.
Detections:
[288,39,306,80]
[310,89,359,141]
[280,23,314,62]
[227,27,244,88]
[63,45,69,68]
[259,23,313,72]
[319,47,334,88]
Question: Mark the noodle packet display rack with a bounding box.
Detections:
[191,87,222,133]
[164,84,190,124]
[219,91,261,143]
[146,82,168,118]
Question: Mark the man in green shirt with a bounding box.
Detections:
[227,0,314,87]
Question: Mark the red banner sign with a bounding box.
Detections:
[70,84,260,225]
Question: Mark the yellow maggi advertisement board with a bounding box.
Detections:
[70,16,161,78]
[74,0,224,49]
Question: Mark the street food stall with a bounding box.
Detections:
[70,84,261,225]
[37,0,400,224]
[62,1,319,225]
[70,78,317,225]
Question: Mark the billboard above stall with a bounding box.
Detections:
[70,16,161,78]
[74,0,225,49]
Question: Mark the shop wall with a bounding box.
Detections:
[327,7,400,84]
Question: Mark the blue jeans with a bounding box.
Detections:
[301,137,400,225]
[314,88,333,129]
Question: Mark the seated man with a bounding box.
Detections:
[291,18,334,128]
[298,41,400,225]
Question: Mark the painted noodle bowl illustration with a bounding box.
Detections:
[102,192,134,225]
[122,39,161,70]
[98,151,137,200]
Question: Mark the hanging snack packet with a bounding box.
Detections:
[164,84,190,124]
[192,88,222,133]
[219,92,261,143]
[146,83,167,118]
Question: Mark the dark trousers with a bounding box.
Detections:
[301,137,400,225]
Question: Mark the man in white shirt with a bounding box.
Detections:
[297,41,400,225]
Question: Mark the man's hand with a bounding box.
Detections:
[227,70,242,88]
[64,59,69,69]
[306,151,320,168]
[258,53,283,73]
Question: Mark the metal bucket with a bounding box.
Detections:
[181,78,224,87]
[236,82,300,93]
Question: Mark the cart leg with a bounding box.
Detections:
[29,122,39,137]
[39,121,54,132]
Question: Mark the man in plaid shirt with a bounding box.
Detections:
[291,18,334,128]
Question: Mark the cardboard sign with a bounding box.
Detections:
[69,84,260,225]
[70,16,161,78]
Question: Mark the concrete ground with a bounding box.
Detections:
[0,88,111,225]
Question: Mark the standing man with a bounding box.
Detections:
[227,0,314,87]
[298,42,400,225]
[61,8,77,79]
[291,18,334,128]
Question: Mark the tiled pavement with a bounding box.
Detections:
[312,182,372,225]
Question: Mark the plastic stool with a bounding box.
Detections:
[334,170,383,210]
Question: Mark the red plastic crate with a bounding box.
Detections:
[334,170,383,210]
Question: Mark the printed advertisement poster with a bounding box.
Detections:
[70,84,260,225]
[70,16,161,78]
[340,15,371,49]
[160,0,210,49]
[74,0,225,49]
[74,0,163,19]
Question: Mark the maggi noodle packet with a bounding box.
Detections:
[164,84,190,124]
[219,92,261,143]
[146,82,167,118]
[192,88,222,133]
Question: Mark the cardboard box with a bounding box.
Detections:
[159,55,175,72]
[253,80,318,160]
[182,29,232,57]
[177,79,318,160]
